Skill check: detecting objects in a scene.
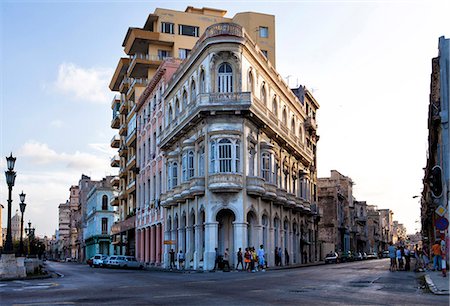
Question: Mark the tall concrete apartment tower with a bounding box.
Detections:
[109,6,276,256]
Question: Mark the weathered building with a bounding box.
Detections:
[318,170,353,255]
[367,205,381,253]
[69,185,79,260]
[109,5,277,257]
[57,201,70,260]
[159,22,320,270]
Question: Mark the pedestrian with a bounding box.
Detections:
[278,248,283,266]
[388,242,397,272]
[285,248,290,266]
[213,247,219,270]
[431,240,442,271]
[396,246,404,271]
[423,245,430,270]
[223,248,230,271]
[257,245,266,271]
[274,246,279,266]
[236,247,244,270]
[404,246,410,271]
[177,250,185,270]
[250,247,257,272]
[244,248,251,271]
[169,248,176,270]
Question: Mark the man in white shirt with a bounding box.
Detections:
[257,245,266,271]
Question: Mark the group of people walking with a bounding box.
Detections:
[388,242,411,272]
[233,245,266,273]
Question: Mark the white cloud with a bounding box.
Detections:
[53,62,113,104]
[50,119,63,128]
[19,140,108,172]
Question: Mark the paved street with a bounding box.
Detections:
[1,259,448,305]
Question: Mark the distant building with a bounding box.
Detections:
[367,205,381,253]
[57,201,71,260]
[353,201,368,253]
[69,185,80,260]
[318,170,354,255]
[378,209,394,250]
[84,177,118,259]
[11,209,23,241]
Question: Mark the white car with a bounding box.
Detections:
[106,256,143,269]
[91,254,108,267]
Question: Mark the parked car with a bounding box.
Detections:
[89,254,108,268]
[362,252,368,260]
[355,252,363,261]
[382,250,390,258]
[340,251,354,262]
[106,256,143,269]
[366,252,378,260]
[325,252,339,264]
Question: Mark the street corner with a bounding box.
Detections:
[425,272,450,295]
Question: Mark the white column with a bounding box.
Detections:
[194,224,202,270]
[204,222,218,271]
[233,222,248,268]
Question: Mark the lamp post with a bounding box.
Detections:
[26,221,32,255]
[4,153,17,254]
[19,191,26,256]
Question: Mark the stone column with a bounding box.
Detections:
[204,222,218,271]
[185,225,193,268]
[194,224,202,270]
[233,222,248,268]
[156,224,161,265]
[150,226,156,264]
[163,225,171,269]
[144,227,150,264]
[136,230,141,262]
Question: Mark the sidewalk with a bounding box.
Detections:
[425,270,449,295]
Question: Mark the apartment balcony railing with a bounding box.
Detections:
[111,215,136,235]
[110,155,120,167]
[110,135,120,148]
[304,116,317,132]
[208,173,243,193]
[286,193,296,207]
[125,128,137,146]
[275,188,288,204]
[119,77,130,93]
[190,177,205,196]
[127,78,149,96]
[246,176,265,197]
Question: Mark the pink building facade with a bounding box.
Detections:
[136,59,181,266]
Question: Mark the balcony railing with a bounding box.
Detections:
[246,176,265,196]
[127,78,149,96]
[208,173,243,193]
[111,215,136,235]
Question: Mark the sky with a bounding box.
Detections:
[0,0,449,237]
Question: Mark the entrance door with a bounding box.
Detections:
[216,209,235,256]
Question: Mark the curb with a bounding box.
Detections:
[425,274,449,295]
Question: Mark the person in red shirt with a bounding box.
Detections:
[431,241,442,271]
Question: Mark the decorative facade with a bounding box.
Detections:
[158,23,320,270]
[135,59,181,266]
[109,5,276,257]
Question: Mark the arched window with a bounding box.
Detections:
[168,105,173,122]
[299,125,303,142]
[198,145,205,176]
[182,153,187,182]
[261,84,267,106]
[261,152,271,181]
[291,117,296,134]
[172,162,178,188]
[282,108,287,125]
[272,97,278,116]
[175,99,180,116]
[248,71,254,93]
[102,195,108,210]
[199,69,206,93]
[188,151,194,178]
[210,140,216,173]
[218,63,233,93]
[190,81,196,103]
[274,158,279,185]
[218,139,232,172]
[182,90,187,107]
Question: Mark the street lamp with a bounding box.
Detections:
[18,191,26,256]
[4,153,17,254]
[26,221,32,255]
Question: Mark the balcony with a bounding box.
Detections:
[127,78,149,97]
[123,28,173,55]
[180,182,192,200]
[119,123,128,136]
[110,196,119,207]
[110,176,120,187]
[119,98,128,114]
[111,111,120,129]
[119,77,131,93]
[127,53,165,78]
[109,58,130,92]
[173,186,182,202]
[119,167,127,179]
[127,179,136,193]
[275,188,287,204]
[286,193,296,207]
[126,128,137,147]
[126,155,136,170]
[111,215,136,235]
[110,135,120,148]
[208,173,243,193]
[246,176,265,197]
[119,145,128,157]
[304,116,317,132]
[110,155,120,167]
[190,177,205,196]
[262,182,277,200]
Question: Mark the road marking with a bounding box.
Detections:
[13,303,75,306]
[153,293,211,298]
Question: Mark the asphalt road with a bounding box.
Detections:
[1,259,448,305]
